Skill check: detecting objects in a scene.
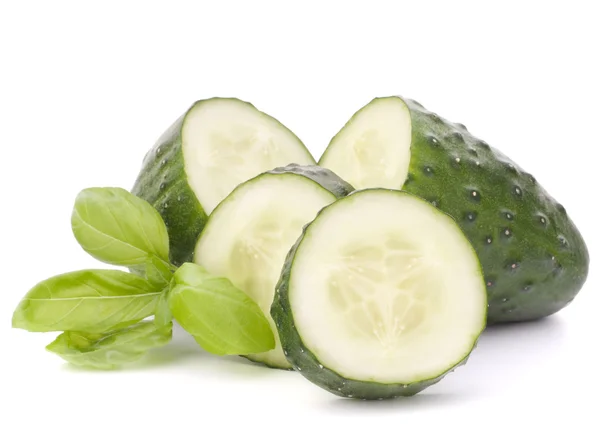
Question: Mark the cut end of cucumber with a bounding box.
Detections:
[182,98,315,214]
[194,170,341,369]
[288,190,486,385]
[319,97,411,190]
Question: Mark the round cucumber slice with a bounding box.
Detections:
[319,96,589,323]
[132,98,315,266]
[272,189,486,399]
[194,165,353,369]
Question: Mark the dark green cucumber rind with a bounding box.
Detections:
[271,189,486,399]
[268,163,355,198]
[240,354,294,371]
[132,98,317,266]
[131,107,207,267]
[397,97,589,323]
[197,164,354,369]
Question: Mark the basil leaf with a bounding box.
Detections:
[169,263,275,355]
[154,287,172,328]
[46,321,172,369]
[71,187,170,267]
[12,270,161,333]
[145,256,173,289]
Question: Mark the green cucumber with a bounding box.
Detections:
[319,97,589,323]
[193,165,354,369]
[271,189,487,399]
[132,98,315,266]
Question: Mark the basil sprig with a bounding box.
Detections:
[12,187,275,369]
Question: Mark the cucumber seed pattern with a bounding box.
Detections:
[327,241,441,352]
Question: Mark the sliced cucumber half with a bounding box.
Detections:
[182,99,315,213]
[319,98,412,189]
[194,165,353,369]
[319,96,589,324]
[132,98,315,265]
[272,189,487,399]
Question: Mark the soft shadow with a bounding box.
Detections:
[61,325,202,373]
[60,315,567,390]
[322,316,566,409]
[431,316,566,396]
[182,351,288,379]
[129,324,202,370]
[139,324,284,378]
[61,322,287,377]
[325,392,462,412]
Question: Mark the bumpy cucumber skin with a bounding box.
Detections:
[132,98,316,267]
[132,110,207,266]
[364,98,589,324]
[398,98,589,323]
[320,97,589,324]
[271,189,483,399]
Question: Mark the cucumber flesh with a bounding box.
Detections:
[182,99,314,214]
[132,98,315,265]
[272,189,486,399]
[319,97,589,323]
[194,165,353,369]
[319,98,411,189]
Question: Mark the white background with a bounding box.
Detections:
[1,1,598,425]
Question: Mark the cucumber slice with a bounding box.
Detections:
[320,97,589,323]
[132,98,315,266]
[271,189,486,399]
[194,165,354,369]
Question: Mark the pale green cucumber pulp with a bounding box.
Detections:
[319,97,589,323]
[193,165,354,369]
[132,98,315,266]
[271,189,487,399]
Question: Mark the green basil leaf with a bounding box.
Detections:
[71,187,169,267]
[12,270,161,333]
[169,263,275,355]
[154,287,172,328]
[46,321,172,369]
[145,256,173,289]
